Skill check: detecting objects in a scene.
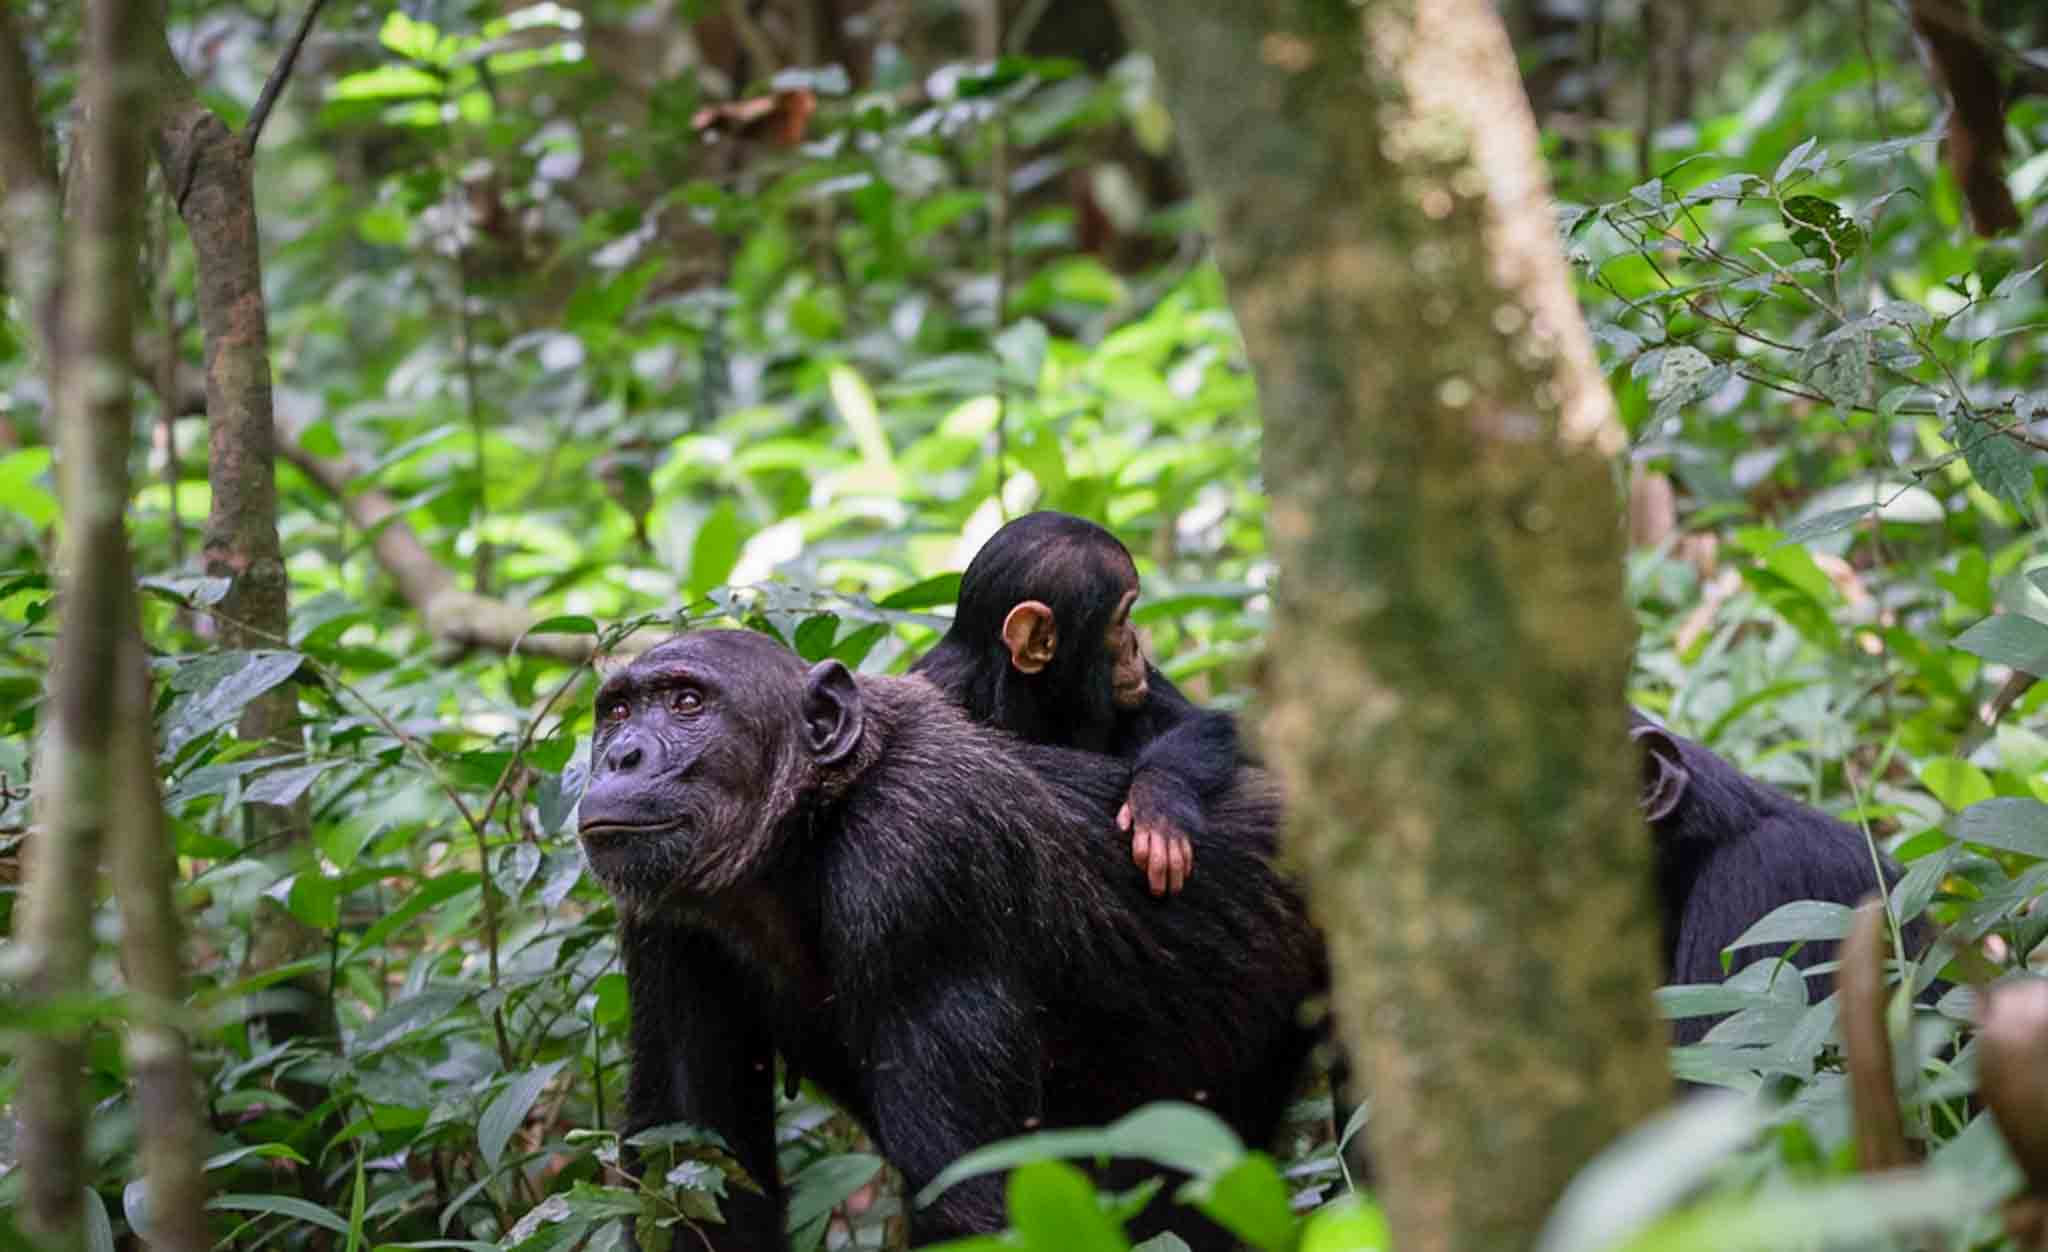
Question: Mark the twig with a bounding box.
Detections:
[241,0,330,158]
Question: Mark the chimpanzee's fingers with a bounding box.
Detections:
[1170,834,1192,894]
[1117,802,1133,832]
[1146,831,1171,896]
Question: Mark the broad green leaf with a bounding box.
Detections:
[209,1193,352,1235]
[919,1102,1246,1206]
[206,1143,311,1171]
[1798,328,1870,411]
[1953,797,2048,858]
[85,1190,114,1252]
[0,448,58,526]
[828,364,893,470]
[480,1060,568,1171]
[329,65,444,101]
[688,499,744,597]
[1918,757,1995,811]
[1725,900,1854,952]
[165,650,305,753]
[1956,412,2036,511]
[1953,613,2048,676]
[1181,1155,1295,1252]
[1300,1195,1390,1252]
[793,614,840,662]
[786,1153,882,1250]
[525,615,598,637]
[880,572,963,611]
[1007,1161,1128,1252]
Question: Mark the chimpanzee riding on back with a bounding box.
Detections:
[912,512,1242,896]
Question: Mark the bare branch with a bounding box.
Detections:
[241,0,332,158]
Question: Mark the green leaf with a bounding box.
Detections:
[785,1153,882,1250]
[1776,506,1871,545]
[205,1143,311,1171]
[344,873,481,963]
[525,615,598,637]
[880,573,964,611]
[210,1193,352,1235]
[1956,412,2037,511]
[1918,757,1995,811]
[1953,797,2048,858]
[329,65,444,102]
[828,364,893,471]
[480,1061,568,1171]
[347,1152,367,1252]
[0,448,58,527]
[1007,1161,1129,1252]
[1781,194,1864,259]
[919,1102,1246,1207]
[1725,901,1854,952]
[829,622,889,669]
[688,499,744,598]
[165,650,305,754]
[85,1190,115,1252]
[1953,614,2048,676]
[1299,1195,1389,1252]
[1182,1155,1295,1252]
[793,614,840,662]
[1798,329,1870,412]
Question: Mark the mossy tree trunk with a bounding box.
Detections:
[9,1,210,1249]
[1113,3,1671,1248]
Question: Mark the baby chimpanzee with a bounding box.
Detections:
[911,512,1241,895]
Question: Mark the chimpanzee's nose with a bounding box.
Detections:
[603,731,647,775]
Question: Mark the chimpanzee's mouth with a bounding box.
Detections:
[577,821,672,843]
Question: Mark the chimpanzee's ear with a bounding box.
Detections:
[1001,600,1058,675]
[802,660,864,767]
[1629,721,1690,824]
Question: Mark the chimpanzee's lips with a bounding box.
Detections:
[578,820,671,842]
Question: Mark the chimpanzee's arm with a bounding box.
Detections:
[621,919,783,1248]
[1119,670,1241,894]
[864,976,1041,1244]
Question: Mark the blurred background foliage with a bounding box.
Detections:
[1,0,2046,1247]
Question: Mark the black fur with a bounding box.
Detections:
[580,630,1324,1249]
[1631,711,1927,1045]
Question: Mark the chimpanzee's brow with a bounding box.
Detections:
[597,664,700,701]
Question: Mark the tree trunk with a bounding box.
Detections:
[1113,3,1670,1249]
[13,0,212,1248]
[137,16,328,1061]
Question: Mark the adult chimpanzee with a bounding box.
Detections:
[1631,711,1931,1045]
[578,629,1324,1250]
[911,511,1240,896]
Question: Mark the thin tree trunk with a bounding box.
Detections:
[136,19,328,1086]
[1113,4,1669,1249]
[14,0,165,1246]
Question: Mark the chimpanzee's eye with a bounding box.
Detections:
[672,689,703,715]
[604,702,630,723]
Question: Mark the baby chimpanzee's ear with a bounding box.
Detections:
[1000,600,1058,675]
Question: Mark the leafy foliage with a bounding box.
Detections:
[0,0,2044,1249]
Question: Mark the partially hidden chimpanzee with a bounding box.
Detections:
[1631,710,1933,1045]
[911,512,1241,896]
[577,629,1325,1250]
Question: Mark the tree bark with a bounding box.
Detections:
[13,0,209,1247]
[1113,3,1669,1248]
[139,19,306,850]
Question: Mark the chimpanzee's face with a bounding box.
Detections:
[578,632,809,909]
[1107,584,1148,710]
